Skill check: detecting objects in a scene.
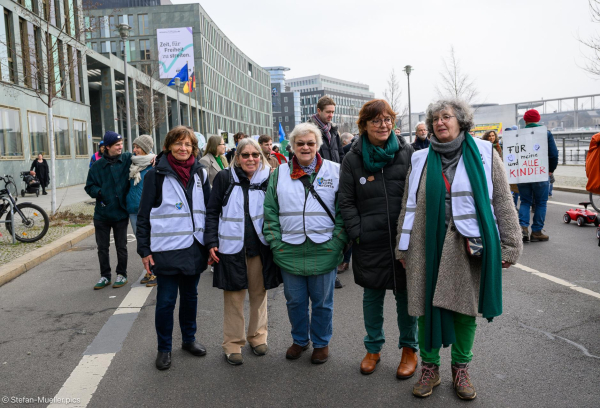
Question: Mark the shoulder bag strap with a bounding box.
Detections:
[299,175,336,224]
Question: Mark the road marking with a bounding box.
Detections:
[547,200,585,207]
[49,272,154,408]
[513,263,600,300]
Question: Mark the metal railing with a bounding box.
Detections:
[560,138,591,165]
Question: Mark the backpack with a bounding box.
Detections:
[586,133,600,194]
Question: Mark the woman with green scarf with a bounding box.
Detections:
[395,99,522,400]
[339,99,419,380]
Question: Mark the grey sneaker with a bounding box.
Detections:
[521,226,530,242]
[252,344,268,356]
[225,353,243,365]
[112,274,128,288]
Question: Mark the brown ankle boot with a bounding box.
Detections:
[412,363,440,398]
[530,230,549,242]
[286,343,309,360]
[451,363,477,400]
[397,347,418,379]
[360,352,380,375]
[311,346,329,364]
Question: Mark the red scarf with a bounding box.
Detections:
[167,152,195,187]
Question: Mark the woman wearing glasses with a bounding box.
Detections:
[205,138,281,366]
[396,99,521,400]
[338,99,419,379]
[199,135,229,186]
[263,122,348,364]
[136,126,211,370]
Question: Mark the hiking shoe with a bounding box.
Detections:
[412,363,440,398]
[225,353,243,365]
[146,274,158,287]
[530,230,549,242]
[521,226,530,242]
[94,277,111,290]
[252,344,268,356]
[335,277,343,289]
[113,274,128,288]
[140,273,152,284]
[451,363,477,400]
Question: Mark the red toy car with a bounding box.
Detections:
[563,202,599,227]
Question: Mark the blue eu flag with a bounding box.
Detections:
[168,63,189,86]
[278,122,285,142]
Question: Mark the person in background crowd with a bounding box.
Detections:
[136,126,211,371]
[518,109,559,242]
[338,99,419,380]
[310,96,345,163]
[258,135,280,170]
[482,130,502,158]
[30,153,49,195]
[226,132,247,163]
[89,141,105,168]
[340,132,355,156]
[338,131,357,273]
[411,122,431,151]
[126,135,156,287]
[263,122,347,364]
[85,131,132,290]
[200,135,229,186]
[272,145,288,164]
[396,99,522,400]
[285,143,293,161]
[205,138,281,366]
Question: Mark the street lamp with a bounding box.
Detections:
[117,23,132,152]
[174,77,181,126]
[403,65,413,143]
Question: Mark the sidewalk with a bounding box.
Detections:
[553,165,587,190]
[20,183,91,212]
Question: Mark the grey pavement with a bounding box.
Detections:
[0,190,599,407]
[17,183,92,212]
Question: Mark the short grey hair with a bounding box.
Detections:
[425,99,474,135]
[289,122,323,153]
[234,137,268,171]
[414,121,426,131]
[340,132,354,145]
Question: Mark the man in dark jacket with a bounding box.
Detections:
[517,109,559,242]
[310,96,345,163]
[411,122,430,151]
[85,131,132,290]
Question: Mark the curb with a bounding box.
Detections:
[552,185,589,194]
[0,225,95,288]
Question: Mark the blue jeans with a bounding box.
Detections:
[155,273,201,352]
[518,181,549,232]
[513,192,519,208]
[281,269,336,348]
[548,178,554,196]
[342,246,352,264]
[363,288,418,353]
[129,214,137,236]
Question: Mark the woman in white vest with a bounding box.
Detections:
[205,138,282,366]
[263,122,348,365]
[395,99,522,400]
[136,126,211,371]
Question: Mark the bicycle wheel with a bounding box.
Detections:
[5,203,49,243]
[6,181,17,197]
[590,192,600,213]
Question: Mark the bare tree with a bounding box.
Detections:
[383,69,409,131]
[435,46,478,104]
[579,1,600,76]
[0,1,97,214]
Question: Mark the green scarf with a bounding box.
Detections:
[424,132,503,352]
[362,131,399,173]
[215,155,224,170]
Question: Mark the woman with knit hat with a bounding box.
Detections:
[127,134,157,286]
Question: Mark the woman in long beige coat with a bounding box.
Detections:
[395,99,522,401]
[199,135,229,186]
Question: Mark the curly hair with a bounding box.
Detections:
[425,99,474,135]
[163,126,199,158]
[482,130,502,155]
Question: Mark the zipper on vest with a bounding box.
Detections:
[381,167,398,293]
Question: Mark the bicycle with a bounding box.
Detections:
[0,175,49,243]
[3,174,18,197]
[590,192,600,213]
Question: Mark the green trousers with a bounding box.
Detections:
[418,312,476,366]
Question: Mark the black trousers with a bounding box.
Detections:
[94,218,128,279]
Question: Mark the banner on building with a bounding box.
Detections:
[471,123,503,138]
[157,27,195,79]
[502,126,549,184]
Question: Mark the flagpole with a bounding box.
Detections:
[194,69,200,133]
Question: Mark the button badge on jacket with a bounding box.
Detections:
[175,202,183,210]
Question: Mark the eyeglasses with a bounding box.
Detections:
[369,118,393,126]
[240,152,261,159]
[295,141,317,147]
[173,141,193,149]
[432,115,456,124]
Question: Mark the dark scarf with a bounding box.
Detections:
[312,114,331,143]
[361,131,399,173]
[423,132,503,352]
[167,152,195,187]
[412,137,431,150]
[103,150,120,164]
[429,132,465,184]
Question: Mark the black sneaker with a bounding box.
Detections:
[335,277,343,289]
[521,226,530,242]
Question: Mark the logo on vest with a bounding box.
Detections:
[175,202,183,210]
[316,177,334,188]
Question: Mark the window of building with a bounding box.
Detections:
[278,116,282,123]
[64,0,76,37]
[91,42,98,52]
[284,106,288,113]
[73,120,87,156]
[141,64,151,76]
[53,116,70,157]
[1,10,15,83]
[109,15,116,32]
[285,116,288,122]
[110,41,117,56]
[28,111,48,156]
[285,126,289,132]
[0,106,23,158]
[284,96,288,103]
[138,14,149,35]
[248,62,252,77]
[118,14,134,29]
[18,18,31,88]
[139,39,150,60]
[101,41,108,53]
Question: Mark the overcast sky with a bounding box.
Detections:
[173,0,599,113]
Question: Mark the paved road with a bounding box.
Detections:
[0,190,598,407]
[13,184,91,212]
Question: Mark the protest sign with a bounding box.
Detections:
[503,126,549,183]
[471,123,503,138]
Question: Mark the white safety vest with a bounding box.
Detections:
[218,166,270,254]
[150,170,207,252]
[277,159,340,244]
[398,138,497,251]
